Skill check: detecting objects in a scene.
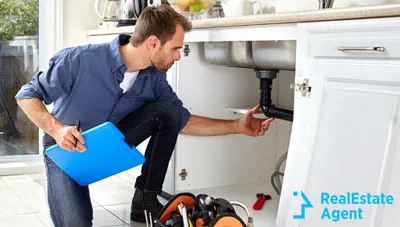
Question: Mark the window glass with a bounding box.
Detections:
[0,0,39,156]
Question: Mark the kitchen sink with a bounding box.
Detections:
[203,40,296,71]
[252,41,296,71]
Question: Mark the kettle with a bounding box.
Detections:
[118,0,165,26]
[119,0,145,26]
[95,0,121,21]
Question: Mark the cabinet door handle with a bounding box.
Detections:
[338,47,385,52]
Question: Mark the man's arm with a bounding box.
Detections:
[180,115,239,136]
[16,98,85,152]
[181,105,274,136]
[15,50,86,152]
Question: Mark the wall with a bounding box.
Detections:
[62,0,102,47]
[62,0,400,47]
[257,0,400,13]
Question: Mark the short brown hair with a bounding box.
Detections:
[130,5,192,46]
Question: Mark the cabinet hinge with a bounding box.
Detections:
[290,78,312,97]
[179,169,188,181]
[183,44,190,57]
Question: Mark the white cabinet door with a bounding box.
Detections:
[277,18,400,227]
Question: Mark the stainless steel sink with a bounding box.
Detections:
[203,42,231,66]
[252,41,296,71]
[203,41,255,68]
[203,40,296,71]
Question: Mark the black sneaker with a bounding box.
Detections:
[130,188,164,223]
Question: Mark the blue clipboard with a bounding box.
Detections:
[45,122,145,186]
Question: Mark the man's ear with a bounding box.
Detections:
[147,35,160,50]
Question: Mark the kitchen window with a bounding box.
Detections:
[0,0,39,157]
[0,0,62,174]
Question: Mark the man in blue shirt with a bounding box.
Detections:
[16,5,274,227]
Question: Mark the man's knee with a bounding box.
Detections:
[152,101,182,132]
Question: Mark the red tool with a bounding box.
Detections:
[253,193,272,210]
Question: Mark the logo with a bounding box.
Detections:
[292,191,395,222]
[293,191,314,219]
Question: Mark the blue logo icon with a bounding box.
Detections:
[293,191,314,219]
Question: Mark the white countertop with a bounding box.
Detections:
[87,4,400,36]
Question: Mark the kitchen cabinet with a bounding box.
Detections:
[174,42,289,191]
[87,16,400,226]
[277,17,400,227]
[174,41,293,226]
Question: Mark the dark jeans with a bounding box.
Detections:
[43,101,181,227]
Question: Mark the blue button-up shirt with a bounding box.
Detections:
[15,34,190,131]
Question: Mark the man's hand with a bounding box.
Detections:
[53,124,86,152]
[181,105,274,136]
[238,105,274,136]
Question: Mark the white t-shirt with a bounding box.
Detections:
[120,71,139,93]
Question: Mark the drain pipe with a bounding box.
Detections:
[256,69,294,122]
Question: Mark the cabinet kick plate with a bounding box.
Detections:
[290,78,312,97]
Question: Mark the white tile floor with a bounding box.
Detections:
[0,170,278,226]
[0,171,152,227]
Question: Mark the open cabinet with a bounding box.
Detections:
[174,41,294,226]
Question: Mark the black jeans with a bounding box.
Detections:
[116,100,181,191]
[43,101,181,226]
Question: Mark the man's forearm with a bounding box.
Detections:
[16,98,62,138]
[180,115,240,136]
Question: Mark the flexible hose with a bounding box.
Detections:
[275,151,288,190]
[271,151,288,195]
[230,201,253,227]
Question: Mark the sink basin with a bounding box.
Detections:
[203,41,255,68]
[252,41,296,71]
[203,42,231,66]
[203,40,296,71]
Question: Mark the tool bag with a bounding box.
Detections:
[153,192,248,227]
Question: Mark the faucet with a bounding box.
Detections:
[319,0,334,9]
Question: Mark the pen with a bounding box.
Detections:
[74,120,81,148]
